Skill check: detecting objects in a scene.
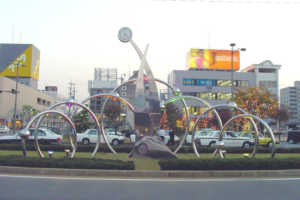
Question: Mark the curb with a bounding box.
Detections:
[1,166,300,178]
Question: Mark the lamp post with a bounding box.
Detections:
[12,58,26,135]
[230,43,246,131]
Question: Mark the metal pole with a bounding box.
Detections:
[13,59,20,135]
[231,46,234,131]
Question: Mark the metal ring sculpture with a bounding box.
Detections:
[192,103,261,158]
[67,94,134,155]
[99,78,190,155]
[220,114,276,158]
[24,110,77,157]
[164,96,222,154]
[32,100,103,157]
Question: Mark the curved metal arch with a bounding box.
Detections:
[100,78,191,155]
[24,110,77,158]
[164,95,222,154]
[192,104,259,157]
[220,114,276,158]
[35,101,80,151]
[66,95,133,155]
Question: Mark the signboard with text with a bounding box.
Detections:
[186,49,240,70]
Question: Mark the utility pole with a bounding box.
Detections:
[72,84,77,113]
[68,80,76,117]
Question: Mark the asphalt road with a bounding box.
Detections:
[0,175,299,200]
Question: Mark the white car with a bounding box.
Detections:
[105,128,122,136]
[77,129,124,146]
[0,125,10,133]
[0,128,63,145]
[196,131,255,148]
[186,130,213,144]
[130,131,180,146]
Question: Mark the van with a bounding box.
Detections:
[287,131,300,144]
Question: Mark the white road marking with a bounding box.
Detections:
[0,174,300,182]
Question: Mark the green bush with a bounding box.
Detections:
[0,155,134,170]
[1,144,300,154]
[158,157,300,170]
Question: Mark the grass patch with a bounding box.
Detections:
[1,150,300,170]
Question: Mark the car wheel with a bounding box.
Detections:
[268,142,273,148]
[243,142,251,148]
[209,142,216,147]
[289,139,294,144]
[112,139,119,146]
[82,139,90,145]
[195,142,201,147]
[137,143,148,155]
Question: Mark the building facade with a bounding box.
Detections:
[280,81,300,129]
[0,76,54,128]
[166,60,281,119]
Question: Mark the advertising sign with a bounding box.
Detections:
[45,86,58,91]
[186,49,240,70]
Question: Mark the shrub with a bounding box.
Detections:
[0,155,134,170]
[158,157,300,170]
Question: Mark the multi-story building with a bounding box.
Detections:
[167,55,281,117]
[0,43,54,129]
[40,86,67,128]
[280,81,300,129]
[88,68,120,128]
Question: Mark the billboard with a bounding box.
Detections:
[186,49,240,70]
[0,44,40,81]
[45,86,58,91]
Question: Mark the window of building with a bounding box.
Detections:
[37,98,41,105]
[122,86,127,90]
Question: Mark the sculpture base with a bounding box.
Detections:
[128,135,177,159]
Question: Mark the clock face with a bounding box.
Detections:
[118,27,132,43]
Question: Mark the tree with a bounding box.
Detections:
[233,87,277,119]
[74,105,95,133]
[233,87,278,131]
[269,104,291,130]
[165,103,183,132]
[103,103,123,134]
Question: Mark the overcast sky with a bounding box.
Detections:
[1,0,299,101]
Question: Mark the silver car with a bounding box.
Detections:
[0,126,10,133]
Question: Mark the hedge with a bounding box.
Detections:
[1,144,300,154]
[0,155,134,170]
[158,157,300,170]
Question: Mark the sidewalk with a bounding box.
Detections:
[1,166,300,178]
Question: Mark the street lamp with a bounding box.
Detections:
[230,43,246,131]
[10,58,26,135]
[230,43,246,102]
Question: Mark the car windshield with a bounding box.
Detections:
[208,131,219,137]
[44,129,57,135]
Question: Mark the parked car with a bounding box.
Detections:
[287,130,300,144]
[77,129,124,146]
[130,131,180,146]
[236,131,279,147]
[47,126,61,134]
[186,130,212,144]
[0,125,10,133]
[0,128,63,145]
[105,128,122,136]
[125,130,135,138]
[196,131,255,148]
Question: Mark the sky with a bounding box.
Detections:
[1,0,300,102]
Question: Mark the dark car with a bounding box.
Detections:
[125,130,135,138]
[287,130,300,144]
